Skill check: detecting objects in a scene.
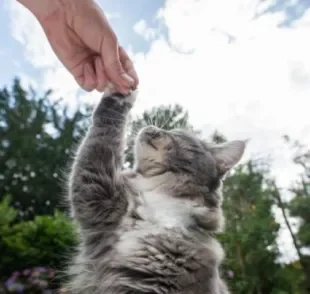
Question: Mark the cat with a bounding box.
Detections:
[65,87,246,294]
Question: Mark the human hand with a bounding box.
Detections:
[18,0,139,93]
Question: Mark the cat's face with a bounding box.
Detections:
[134,125,246,184]
[134,126,214,178]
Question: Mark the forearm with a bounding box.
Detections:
[69,92,134,230]
[92,93,133,169]
[17,0,63,20]
[16,0,95,22]
[69,127,125,231]
[69,132,123,230]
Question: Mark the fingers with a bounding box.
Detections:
[84,63,97,91]
[100,44,139,94]
[94,57,108,92]
[74,62,96,92]
[74,57,108,92]
[77,54,138,93]
[68,0,139,93]
[100,35,135,94]
[119,47,139,89]
[76,44,137,94]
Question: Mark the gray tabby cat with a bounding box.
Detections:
[66,88,246,294]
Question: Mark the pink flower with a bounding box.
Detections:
[227,270,234,278]
[23,268,32,276]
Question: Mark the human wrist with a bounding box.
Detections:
[17,0,64,22]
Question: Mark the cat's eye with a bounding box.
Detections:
[151,132,161,139]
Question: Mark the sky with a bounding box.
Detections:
[1,0,310,262]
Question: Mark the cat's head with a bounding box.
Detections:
[135,126,245,195]
[134,125,246,179]
[133,125,247,231]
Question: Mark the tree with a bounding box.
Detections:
[0,79,91,218]
[284,136,310,293]
[125,104,193,166]
[219,160,301,294]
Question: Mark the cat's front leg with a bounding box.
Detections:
[219,278,230,294]
[68,89,136,235]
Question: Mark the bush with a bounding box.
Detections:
[0,197,77,291]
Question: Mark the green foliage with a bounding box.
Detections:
[218,161,302,293]
[0,196,17,227]
[125,104,193,166]
[285,136,310,292]
[131,104,191,132]
[0,78,91,218]
[0,197,77,280]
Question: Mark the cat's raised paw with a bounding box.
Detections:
[124,88,138,105]
[102,82,137,107]
[102,82,117,98]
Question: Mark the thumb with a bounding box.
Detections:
[119,46,139,89]
[100,35,134,93]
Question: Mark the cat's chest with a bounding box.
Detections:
[114,191,224,267]
[136,191,194,229]
[114,186,198,259]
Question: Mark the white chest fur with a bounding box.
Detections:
[116,191,196,259]
[137,191,195,229]
[128,173,196,230]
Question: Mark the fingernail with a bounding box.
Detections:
[127,69,139,86]
[121,73,135,85]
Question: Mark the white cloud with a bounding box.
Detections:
[105,12,121,20]
[133,19,159,41]
[292,8,310,28]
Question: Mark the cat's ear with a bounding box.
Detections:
[209,140,248,175]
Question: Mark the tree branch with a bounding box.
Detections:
[272,184,305,268]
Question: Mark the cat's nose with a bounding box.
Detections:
[144,126,161,139]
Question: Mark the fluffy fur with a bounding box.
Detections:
[65,89,246,294]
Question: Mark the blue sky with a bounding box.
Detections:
[1,0,310,262]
